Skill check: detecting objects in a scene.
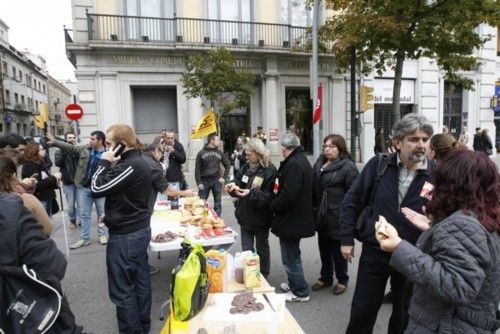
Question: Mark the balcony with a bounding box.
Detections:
[85,13,311,51]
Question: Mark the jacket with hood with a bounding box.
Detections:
[194,144,230,184]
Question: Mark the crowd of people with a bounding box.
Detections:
[0,114,499,333]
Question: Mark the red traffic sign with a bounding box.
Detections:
[64,103,84,121]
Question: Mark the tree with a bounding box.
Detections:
[181,48,255,133]
[319,0,499,122]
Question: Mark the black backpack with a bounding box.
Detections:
[0,264,62,334]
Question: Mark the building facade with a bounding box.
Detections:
[66,0,498,165]
[0,18,73,138]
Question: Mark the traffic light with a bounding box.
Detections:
[360,85,374,112]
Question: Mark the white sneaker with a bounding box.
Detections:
[284,291,310,302]
[99,235,108,245]
[280,282,291,292]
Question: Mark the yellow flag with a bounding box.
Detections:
[35,103,49,129]
[191,110,217,139]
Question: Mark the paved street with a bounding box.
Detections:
[50,154,500,334]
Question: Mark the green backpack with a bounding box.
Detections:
[170,242,208,321]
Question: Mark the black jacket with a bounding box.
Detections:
[230,162,277,230]
[473,133,484,151]
[270,147,315,239]
[55,148,79,185]
[340,153,435,246]
[0,193,79,334]
[21,161,58,201]
[312,156,359,239]
[142,151,169,213]
[91,149,152,235]
[165,140,186,183]
[195,144,231,184]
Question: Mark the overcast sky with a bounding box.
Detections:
[0,0,75,81]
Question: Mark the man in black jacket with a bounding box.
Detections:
[0,193,81,334]
[270,133,315,302]
[195,133,230,216]
[91,124,152,334]
[55,132,80,229]
[162,129,187,189]
[340,113,435,334]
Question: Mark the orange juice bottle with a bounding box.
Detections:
[205,249,226,293]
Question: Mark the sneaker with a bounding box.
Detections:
[99,236,108,245]
[284,291,309,302]
[69,222,77,230]
[149,265,160,274]
[70,239,90,249]
[280,282,291,292]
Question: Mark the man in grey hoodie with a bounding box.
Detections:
[195,133,230,216]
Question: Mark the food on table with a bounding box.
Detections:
[229,293,264,314]
[151,231,177,243]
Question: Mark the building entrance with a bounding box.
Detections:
[285,88,312,153]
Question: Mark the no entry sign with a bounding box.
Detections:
[64,103,84,121]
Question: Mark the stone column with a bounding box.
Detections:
[186,96,204,170]
[263,57,281,158]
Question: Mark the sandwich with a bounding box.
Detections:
[375,215,396,240]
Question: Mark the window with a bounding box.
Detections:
[14,93,18,104]
[5,90,10,105]
[205,0,253,43]
[21,95,25,106]
[42,84,46,94]
[18,70,22,81]
[25,74,30,86]
[33,79,37,89]
[279,0,311,26]
[12,66,16,79]
[2,61,7,76]
[35,100,39,112]
[125,0,176,40]
[28,97,33,110]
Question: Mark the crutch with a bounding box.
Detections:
[58,187,70,258]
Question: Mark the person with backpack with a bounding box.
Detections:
[0,192,81,333]
[340,114,435,333]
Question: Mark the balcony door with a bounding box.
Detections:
[206,0,252,44]
[125,0,176,41]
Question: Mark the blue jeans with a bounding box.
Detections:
[79,186,106,242]
[318,236,349,285]
[40,199,53,217]
[63,184,80,222]
[279,238,309,298]
[198,178,222,216]
[107,227,151,334]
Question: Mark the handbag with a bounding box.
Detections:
[314,171,338,229]
[0,264,62,334]
[354,153,389,240]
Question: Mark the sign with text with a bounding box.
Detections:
[64,103,84,121]
[269,128,279,143]
[374,79,415,104]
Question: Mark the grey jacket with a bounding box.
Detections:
[50,140,94,187]
[391,211,500,333]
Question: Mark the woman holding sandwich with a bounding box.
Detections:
[376,149,500,333]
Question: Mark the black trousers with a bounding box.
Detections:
[240,227,270,276]
[346,243,408,334]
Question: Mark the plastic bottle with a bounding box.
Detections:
[233,252,244,284]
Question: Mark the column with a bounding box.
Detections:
[264,73,280,157]
[186,96,204,170]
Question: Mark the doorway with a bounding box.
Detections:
[132,87,177,135]
[220,113,248,155]
[285,88,312,153]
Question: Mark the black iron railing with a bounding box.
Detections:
[86,13,309,49]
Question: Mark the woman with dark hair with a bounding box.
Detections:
[0,156,53,236]
[377,149,500,333]
[311,134,359,294]
[374,127,385,154]
[21,142,61,216]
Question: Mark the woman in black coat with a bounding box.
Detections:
[21,142,61,216]
[312,134,359,294]
[226,138,276,277]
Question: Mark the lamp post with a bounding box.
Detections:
[311,0,321,157]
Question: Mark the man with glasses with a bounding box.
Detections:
[47,131,108,248]
[54,132,81,229]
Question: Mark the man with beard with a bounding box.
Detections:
[340,113,435,334]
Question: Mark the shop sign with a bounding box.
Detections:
[268,128,279,142]
[4,115,13,123]
[374,79,415,104]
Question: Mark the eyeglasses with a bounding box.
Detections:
[322,144,337,149]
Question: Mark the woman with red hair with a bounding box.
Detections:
[377,149,500,333]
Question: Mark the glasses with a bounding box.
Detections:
[322,144,337,149]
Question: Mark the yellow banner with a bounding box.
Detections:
[191,110,217,139]
[34,103,49,128]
